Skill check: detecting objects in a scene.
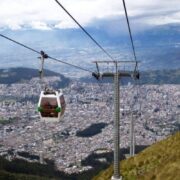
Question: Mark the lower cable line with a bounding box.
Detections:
[0,34,93,74]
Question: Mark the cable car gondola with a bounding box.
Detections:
[38,90,66,122]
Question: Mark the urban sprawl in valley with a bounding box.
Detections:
[0,76,179,174]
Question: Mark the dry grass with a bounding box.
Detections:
[93,132,180,180]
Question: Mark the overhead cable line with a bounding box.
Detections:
[122,0,137,62]
[54,0,115,61]
[0,34,40,54]
[0,34,93,73]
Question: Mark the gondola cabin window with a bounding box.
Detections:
[40,98,58,117]
[38,90,66,122]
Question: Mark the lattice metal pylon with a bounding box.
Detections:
[92,61,140,180]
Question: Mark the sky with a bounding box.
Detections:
[0,0,180,73]
[0,0,180,31]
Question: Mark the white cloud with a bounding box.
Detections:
[4,20,22,30]
[0,0,180,30]
[30,21,52,30]
[145,12,180,26]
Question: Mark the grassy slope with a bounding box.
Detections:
[93,132,180,180]
[0,170,51,180]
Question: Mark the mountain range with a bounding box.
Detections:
[0,24,180,75]
[0,67,179,85]
[81,68,180,85]
[0,67,70,88]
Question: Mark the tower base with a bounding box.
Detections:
[111,175,122,180]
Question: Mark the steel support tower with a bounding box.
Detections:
[112,62,120,179]
[93,61,139,180]
[130,111,135,156]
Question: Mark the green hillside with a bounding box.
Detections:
[93,132,180,180]
[0,67,70,88]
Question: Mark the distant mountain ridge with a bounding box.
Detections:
[0,67,70,88]
[0,67,179,85]
[1,24,180,71]
[138,69,180,84]
[80,68,180,84]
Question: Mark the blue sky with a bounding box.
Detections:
[0,0,180,31]
[0,0,180,73]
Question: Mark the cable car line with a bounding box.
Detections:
[121,0,142,158]
[0,34,40,54]
[122,0,137,62]
[54,0,115,61]
[0,2,142,132]
[0,34,93,73]
[48,55,93,73]
[0,34,68,122]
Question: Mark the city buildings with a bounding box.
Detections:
[0,77,179,173]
